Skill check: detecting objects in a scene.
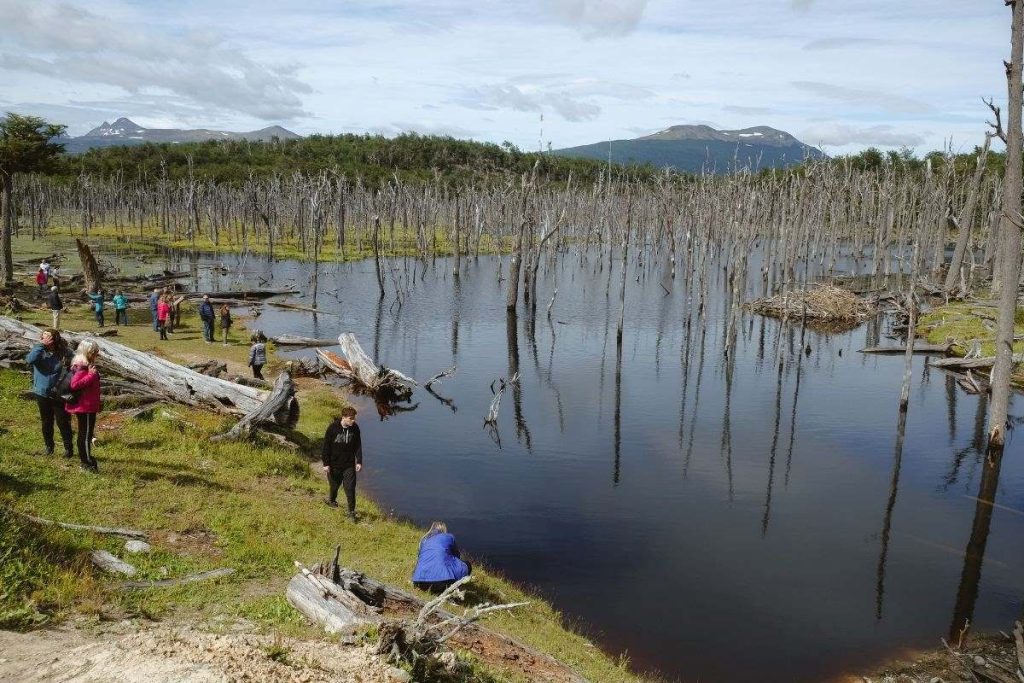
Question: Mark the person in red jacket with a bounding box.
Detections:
[156,295,171,340]
[65,339,101,472]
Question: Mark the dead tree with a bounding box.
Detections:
[944,133,993,294]
[988,0,1024,450]
[211,367,299,441]
[75,238,102,292]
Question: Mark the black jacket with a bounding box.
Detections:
[47,291,62,311]
[322,421,362,469]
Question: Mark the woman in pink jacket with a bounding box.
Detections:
[157,295,171,341]
[65,339,101,472]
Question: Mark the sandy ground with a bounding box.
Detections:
[0,622,408,683]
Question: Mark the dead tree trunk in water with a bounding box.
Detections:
[373,214,385,299]
[616,194,633,349]
[944,134,993,293]
[76,238,102,292]
[988,0,1024,450]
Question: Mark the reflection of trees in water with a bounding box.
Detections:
[875,407,907,622]
[506,311,532,452]
[948,447,1004,644]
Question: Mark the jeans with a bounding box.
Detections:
[202,319,214,342]
[75,412,98,468]
[35,395,73,456]
[94,310,104,327]
[151,308,159,331]
[115,309,128,325]
[327,466,357,512]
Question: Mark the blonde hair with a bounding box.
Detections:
[423,521,447,540]
[72,339,100,366]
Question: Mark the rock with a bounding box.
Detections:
[973,655,987,667]
[124,540,152,554]
[930,677,945,683]
[388,666,412,682]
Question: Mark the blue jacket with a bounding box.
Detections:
[26,343,68,397]
[411,532,470,583]
[88,293,104,312]
[112,294,128,310]
[149,292,160,311]
[199,301,215,321]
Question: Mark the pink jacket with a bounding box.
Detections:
[157,301,171,322]
[65,364,101,414]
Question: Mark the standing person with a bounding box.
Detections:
[39,258,51,279]
[219,304,232,345]
[411,522,472,594]
[156,294,171,341]
[35,267,48,294]
[149,288,161,331]
[248,331,267,379]
[321,407,362,521]
[198,295,215,343]
[112,291,129,326]
[26,329,74,458]
[88,290,105,327]
[48,264,60,289]
[65,340,101,473]
[47,286,63,329]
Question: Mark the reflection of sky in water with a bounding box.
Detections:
[134,245,1024,682]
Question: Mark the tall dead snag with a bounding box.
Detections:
[988,0,1024,450]
[505,165,538,312]
[944,134,993,294]
[76,238,102,292]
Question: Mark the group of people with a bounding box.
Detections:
[319,407,470,592]
[84,289,130,328]
[27,329,102,472]
[35,259,58,294]
[195,294,233,345]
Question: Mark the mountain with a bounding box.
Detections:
[64,117,301,154]
[553,125,825,174]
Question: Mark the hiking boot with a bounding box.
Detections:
[346,511,357,523]
[80,462,99,474]
[324,498,338,508]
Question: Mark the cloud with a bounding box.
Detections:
[790,0,814,9]
[455,84,601,122]
[792,81,934,115]
[800,123,925,147]
[723,105,773,116]
[802,37,893,51]
[544,0,649,37]
[0,0,311,121]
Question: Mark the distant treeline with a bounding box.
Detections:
[54,132,1005,187]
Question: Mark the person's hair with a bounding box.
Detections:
[203,294,209,299]
[50,285,57,291]
[72,339,100,366]
[340,406,357,418]
[252,331,266,343]
[423,521,447,540]
[153,288,160,293]
[42,328,68,358]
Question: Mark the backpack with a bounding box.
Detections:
[48,367,78,404]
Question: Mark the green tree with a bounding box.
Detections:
[0,113,66,286]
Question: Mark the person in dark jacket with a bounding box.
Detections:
[26,329,74,458]
[219,304,232,345]
[412,521,472,594]
[47,286,63,329]
[149,288,160,331]
[248,331,267,379]
[321,406,362,520]
[198,295,215,343]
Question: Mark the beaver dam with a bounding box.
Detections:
[38,237,1012,683]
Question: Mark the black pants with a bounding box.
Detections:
[36,395,73,456]
[115,309,128,325]
[75,412,98,468]
[159,320,168,340]
[95,310,104,327]
[414,564,473,594]
[328,466,357,512]
[252,364,264,379]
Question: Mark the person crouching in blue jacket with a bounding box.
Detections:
[412,521,472,593]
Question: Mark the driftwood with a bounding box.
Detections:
[18,512,148,540]
[189,360,227,377]
[860,343,953,355]
[184,289,297,299]
[91,550,138,577]
[0,316,268,414]
[269,301,340,315]
[227,374,272,389]
[425,366,456,389]
[76,239,103,292]
[930,354,1024,370]
[121,567,235,590]
[286,561,384,635]
[271,334,337,347]
[211,368,298,441]
[319,334,417,397]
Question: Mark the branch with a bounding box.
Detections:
[984,97,1008,144]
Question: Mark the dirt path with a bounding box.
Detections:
[0,622,406,683]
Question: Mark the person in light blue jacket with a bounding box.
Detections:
[88,290,105,327]
[412,521,472,593]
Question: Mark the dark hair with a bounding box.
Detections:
[43,328,68,359]
[340,406,357,418]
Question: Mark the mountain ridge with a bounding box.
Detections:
[65,117,301,154]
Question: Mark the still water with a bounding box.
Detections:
[140,245,1023,682]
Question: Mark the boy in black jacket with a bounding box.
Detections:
[322,406,362,520]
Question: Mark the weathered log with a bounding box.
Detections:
[271,334,337,347]
[930,354,1024,370]
[211,369,298,441]
[0,316,267,413]
[324,333,416,395]
[121,567,235,590]
[286,570,380,635]
[91,550,138,577]
[227,374,271,389]
[18,512,148,540]
[75,239,103,293]
[269,301,340,315]
[860,343,952,355]
[183,289,298,299]
[188,360,227,377]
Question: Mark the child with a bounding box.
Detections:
[35,267,48,294]
[65,339,101,473]
[248,331,267,379]
[321,407,362,521]
[88,290,105,327]
[219,304,232,345]
[157,295,171,340]
[112,291,129,326]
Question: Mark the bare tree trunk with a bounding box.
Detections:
[373,214,385,299]
[945,134,993,293]
[0,173,13,286]
[988,0,1024,449]
[76,238,103,293]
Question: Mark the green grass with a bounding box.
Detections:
[917,301,1024,386]
[0,345,645,682]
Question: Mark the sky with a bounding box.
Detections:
[0,0,1010,156]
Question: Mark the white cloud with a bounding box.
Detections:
[544,0,649,37]
[800,123,925,147]
[792,81,935,115]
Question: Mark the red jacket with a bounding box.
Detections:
[35,270,47,285]
[65,364,101,414]
[157,301,171,322]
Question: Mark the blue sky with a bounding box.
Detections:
[0,0,1009,155]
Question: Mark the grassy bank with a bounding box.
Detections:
[917,300,1024,385]
[0,308,645,682]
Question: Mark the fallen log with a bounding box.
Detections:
[271,334,337,347]
[930,354,1024,370]
[211,368,298,441]
[91,550,138,577]
[331,333,417,395]
[286,569,380,635]
[188,360,227,377]
[182,289,298,299]
[0,316,267,413]
[269,301,340,315]
[18,512,148,540]
[860,343,952,355]
[121,567,235,590]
